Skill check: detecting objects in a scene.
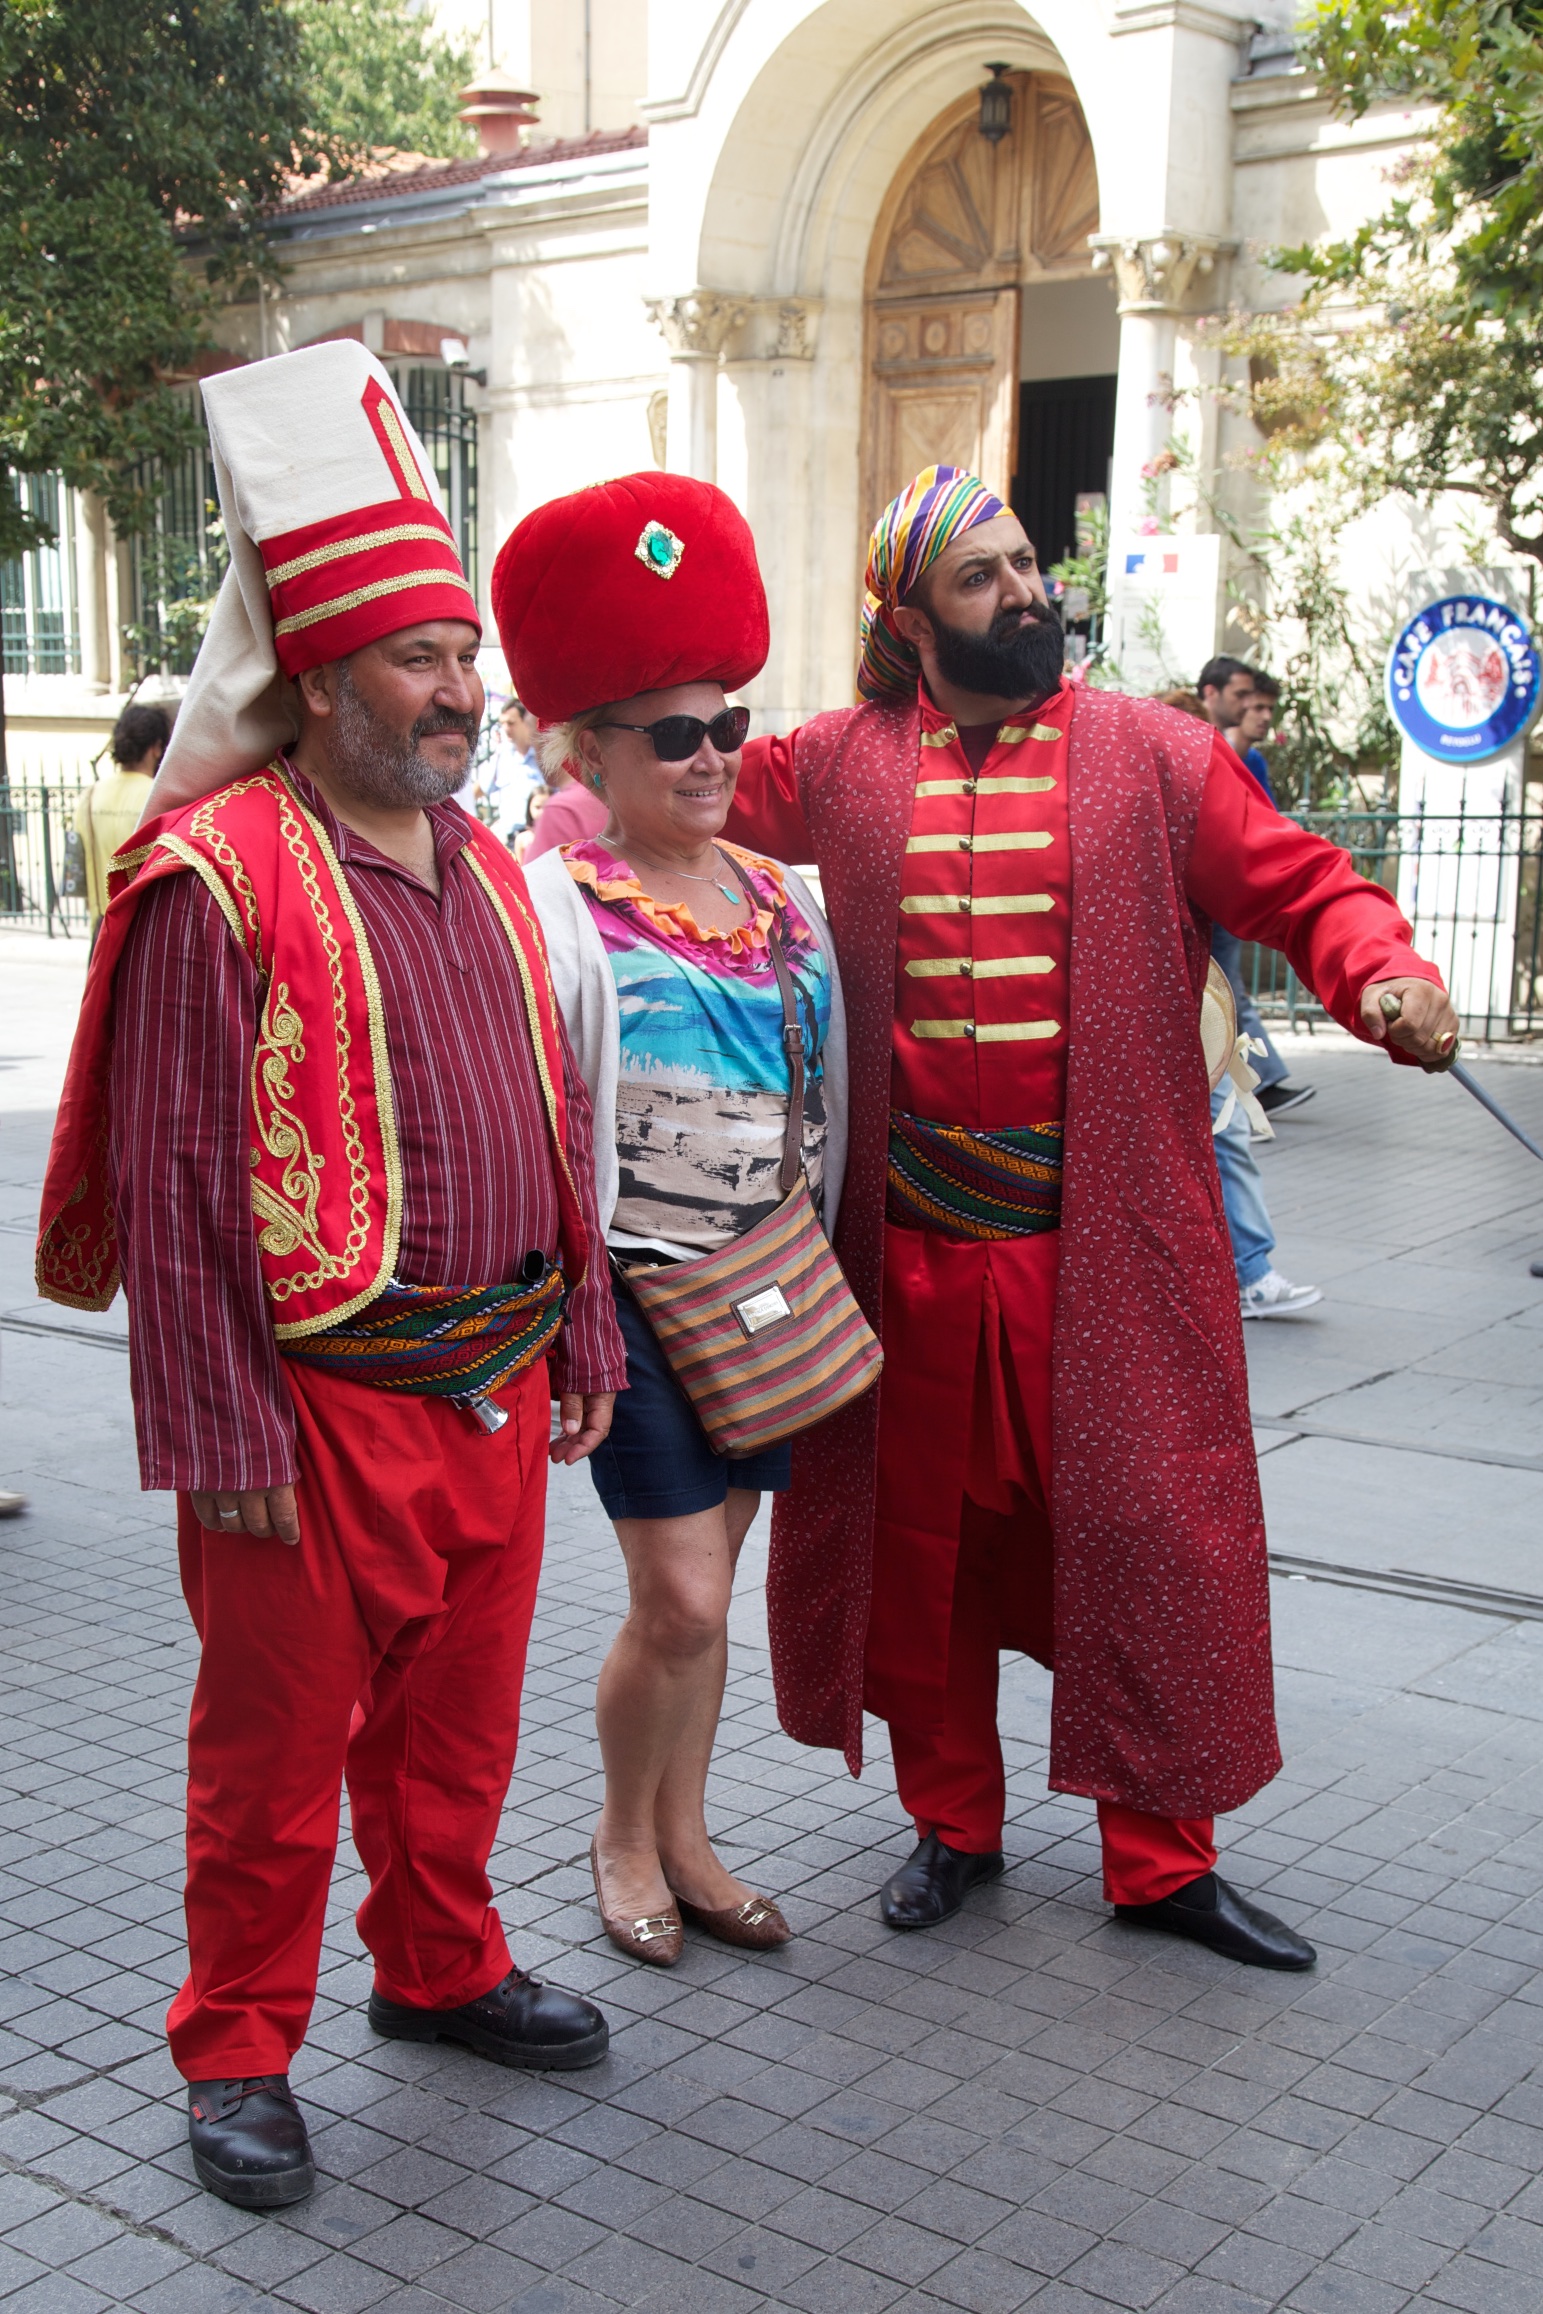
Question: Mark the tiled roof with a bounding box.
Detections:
[279,127,647,218]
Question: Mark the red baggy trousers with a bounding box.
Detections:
[872,1225,1217,1906]
[166,1357,549,2081]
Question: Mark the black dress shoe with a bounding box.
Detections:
[368,1966,609,2070]
[880,1832,1005,1930]
[1115,1871,1315,1970]
[187,2076,315,2208]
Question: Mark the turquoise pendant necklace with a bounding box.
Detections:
[664,846,744,909]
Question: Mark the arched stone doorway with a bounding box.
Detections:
[863,71,1117,570]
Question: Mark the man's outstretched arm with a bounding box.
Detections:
[1186,740,1459,1067]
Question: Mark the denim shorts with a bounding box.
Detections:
[588,1271,793,1521]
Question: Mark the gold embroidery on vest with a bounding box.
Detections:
[248,981,335,1268]
[271,781,404,1336]
[188,776,276,969]
[157,840,249,948]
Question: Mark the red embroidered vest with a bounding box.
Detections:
[890,683,1075,1125]
[36,766,589,1337]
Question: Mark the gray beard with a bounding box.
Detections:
[325,666,472,810]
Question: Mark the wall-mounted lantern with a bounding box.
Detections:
[978,63,1013,144]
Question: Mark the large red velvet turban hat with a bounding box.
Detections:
[492,473,769,723]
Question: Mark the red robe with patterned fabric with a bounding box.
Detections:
[726,680,1440,1817]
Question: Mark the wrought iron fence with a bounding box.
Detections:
[0,781,92,935]
[5,783,1541,1035]
[1241,799,1543,1041]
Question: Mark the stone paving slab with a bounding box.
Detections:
[4,947,1543,2310]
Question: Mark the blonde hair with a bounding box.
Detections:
[538,703,612,783]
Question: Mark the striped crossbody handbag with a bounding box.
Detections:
[619,858,882,1455]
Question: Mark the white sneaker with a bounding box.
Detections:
[1240,1269,1323,1318]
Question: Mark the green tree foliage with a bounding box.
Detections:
[1302,0,1543,318]
[290,0,477,160]
[0,0,326,565]
[1281,3,1543,559]
[1229,3,1543,567]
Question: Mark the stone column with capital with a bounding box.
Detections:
[1090,235,1231,545]
[644,292,747,482]
[73,491,111,696]
[717,299,822,726]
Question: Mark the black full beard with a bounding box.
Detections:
[326,664,477,809]
[928,601,1065,703]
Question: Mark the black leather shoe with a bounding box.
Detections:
[368,1967,609,2070]
[1115,1871,1316,1970]
[880,1832,1005,1930]
[187,2076,315,2208]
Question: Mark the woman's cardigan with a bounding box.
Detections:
[524,846,850,1240]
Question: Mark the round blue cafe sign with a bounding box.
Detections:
[1386,594,1541,762]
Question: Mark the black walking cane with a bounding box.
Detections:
[1378,989,1543,1164]
[1378,990,1543,1275]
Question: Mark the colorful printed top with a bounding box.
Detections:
[562,836,831,1257]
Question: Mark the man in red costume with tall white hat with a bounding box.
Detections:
[726,467,1458,1960]
[36,343,626,2208]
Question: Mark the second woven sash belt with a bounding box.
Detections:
[886,1111,1063,1240]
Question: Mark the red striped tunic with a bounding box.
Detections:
[108,771,626,1493]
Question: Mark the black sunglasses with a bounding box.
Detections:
[596,705,751,762]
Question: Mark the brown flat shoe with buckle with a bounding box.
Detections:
[589,1838,683,1966]
[674,1891,792,1950]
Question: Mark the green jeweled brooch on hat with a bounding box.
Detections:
[635,520,685,579]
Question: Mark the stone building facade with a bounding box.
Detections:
[6,0,1465,762]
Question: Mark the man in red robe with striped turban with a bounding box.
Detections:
[726,467,1457,1964]
[36,345,626,2208]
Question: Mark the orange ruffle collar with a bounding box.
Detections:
[562,838,786,958]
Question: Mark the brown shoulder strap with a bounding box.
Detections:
[722,850,805,1194]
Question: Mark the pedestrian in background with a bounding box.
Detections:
[1197,657,1315,1120]
[72,704,172,936]
[479,698,544,838]
[512,783,551,863]
[522,756,609,861]
[1235,669,1279,801]
[1168,678,1322,1320]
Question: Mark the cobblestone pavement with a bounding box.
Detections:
[3,933,1543,2313]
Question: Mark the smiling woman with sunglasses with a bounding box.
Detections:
[493,475,849,1967]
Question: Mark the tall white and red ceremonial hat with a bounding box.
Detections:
[149,340,480,814]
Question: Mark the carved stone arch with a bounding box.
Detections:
[863,72,1103,529]
[1029,77,1101,268]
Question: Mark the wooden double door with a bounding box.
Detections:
[863,71,1103,530]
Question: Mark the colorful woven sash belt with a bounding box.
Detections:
[886,1111,1063,1241]
[284,1268,567,1411]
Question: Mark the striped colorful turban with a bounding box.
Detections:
[857,466,1006,702]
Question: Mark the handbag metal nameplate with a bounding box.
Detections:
[731,1283,793,1340]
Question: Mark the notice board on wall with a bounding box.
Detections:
[1105,534,1221,691]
